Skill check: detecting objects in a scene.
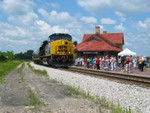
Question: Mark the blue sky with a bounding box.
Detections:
[0,0,150,56]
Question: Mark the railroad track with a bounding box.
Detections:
[62,66,150,87]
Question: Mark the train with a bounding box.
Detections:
[32,33,74,67]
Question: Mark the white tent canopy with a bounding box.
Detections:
[118,48,136,56]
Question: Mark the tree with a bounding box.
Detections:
[5,51,14,60]
[26,50,34,59]
[14,50,34,60]
[14,52,24,60]
[0,51,14,62]
[73,41,78,46]
[0,52,7,62]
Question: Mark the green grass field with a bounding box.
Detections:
[0,61,21,83]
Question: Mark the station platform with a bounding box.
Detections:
[114,68,150,76]
[73,65,150,77]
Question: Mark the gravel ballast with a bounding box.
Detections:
[31,63,150,113]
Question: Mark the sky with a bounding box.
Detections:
[0,0,150,56]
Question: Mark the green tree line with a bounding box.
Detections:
[15,50,34,60]
[0,50,34,62]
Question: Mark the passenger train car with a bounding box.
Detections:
[32,33,74,67]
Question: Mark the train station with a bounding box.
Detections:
[75,26,124,58]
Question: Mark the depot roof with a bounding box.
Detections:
[75,32,124,52]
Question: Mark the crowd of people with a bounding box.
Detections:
[74,55,150,73]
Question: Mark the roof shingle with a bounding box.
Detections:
[76,33,124,52]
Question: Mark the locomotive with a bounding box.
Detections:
[32,33,74,67]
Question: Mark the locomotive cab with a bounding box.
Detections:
[48,33,74,67]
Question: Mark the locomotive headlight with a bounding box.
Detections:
[62,41,65,44]
[68,52,71,54]
[57,52,60,54]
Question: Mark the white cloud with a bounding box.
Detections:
[38,9,74,24]
[138,21,147,28]
[114,23,126,31]
[8,12,38,26]
[134,18,150,32]
[36,20,67,34]
[77,0,150,14]
[48,3,60,8]
[1,0,34,15]
[115,11,124,16]
[139,18,150,28]
[115,11,126,22]
[101,18,116,24]
[0,22,28,39]
[81,16,97,24]
[77,0,111,14]
[124,33,150,56]
[38,8,48,17]
[120,17,126,22]
[0,36,28,45]
[38,9,84,38]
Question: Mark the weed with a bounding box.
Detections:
[65,85,94,100]
[18,63,25,82]
[26,89,45,112]
[49,78,59,83]
[27,63,48,76]
[66,85,133,113]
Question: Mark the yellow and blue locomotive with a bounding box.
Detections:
[32,33,74,67]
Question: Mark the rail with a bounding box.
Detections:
[62,66,150,87]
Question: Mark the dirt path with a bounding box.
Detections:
[0,63,106,113]
[0,65,30,113]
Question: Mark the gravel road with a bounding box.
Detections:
[30,62,150,113]
[0,63,107,113]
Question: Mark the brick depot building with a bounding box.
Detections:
[75,26,124,58]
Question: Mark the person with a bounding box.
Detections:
[125,56,131,73]
[89,57,94,69]
[101,56,105,71]
[147,58,150,67]
[79,57,84,66]
[129,56,133,71]
[110,56,115,71]
[83,58,88,68]
[95,57,100,70]
[105,56,110,71]
[143,56,147,70]
[118,56,122,69]
[77,57,80,66]
[138,56,144,72]
[74,58,78,66]
[121,55,125,69]
[87,58,90,68]
[132,57,137,69]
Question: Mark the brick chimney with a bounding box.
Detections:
[103,31,107,33]
[95,26,100,34]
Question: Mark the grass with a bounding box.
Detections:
[0,61,21,83]
[96,97,133,113]
[65,85,134,113]
[49,78,59,83]
[65,85,94,100]
[18,63,25,82]
[27,63,48,76]
[26,89,45,112]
